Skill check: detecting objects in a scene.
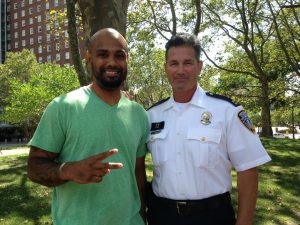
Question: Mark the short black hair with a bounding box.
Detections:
[165,33,201,61]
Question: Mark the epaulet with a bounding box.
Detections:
[147,97,170,111]
[206,92,240,107]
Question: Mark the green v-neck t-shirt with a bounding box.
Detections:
[29,86,149,225]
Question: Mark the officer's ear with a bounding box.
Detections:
[197,60,203,72]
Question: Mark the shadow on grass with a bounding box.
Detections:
[0,155,52,225]
[256,138,300,224]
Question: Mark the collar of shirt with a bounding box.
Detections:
[161,85,207,111]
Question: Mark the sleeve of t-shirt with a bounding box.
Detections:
[29,99,66,153]
[136,107,150,158]
[226,106,271,171]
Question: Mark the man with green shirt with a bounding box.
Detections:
[27,28,149,225]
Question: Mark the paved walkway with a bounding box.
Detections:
[0,142,29,156]
[0,148,29,156]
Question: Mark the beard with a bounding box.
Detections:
[91,65,127,91]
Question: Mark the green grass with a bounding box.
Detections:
[0,138,299,225]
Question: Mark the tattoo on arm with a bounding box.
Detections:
[27,146,66,187]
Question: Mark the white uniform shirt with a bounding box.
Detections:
[147,85,271,200]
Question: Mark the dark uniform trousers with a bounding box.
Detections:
[146,184,236,225]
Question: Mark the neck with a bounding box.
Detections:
[89,83,121,106]
[173,86,197,103]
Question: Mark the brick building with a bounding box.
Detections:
[0,0,84,65]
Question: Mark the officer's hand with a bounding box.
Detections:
[59,149,123,184]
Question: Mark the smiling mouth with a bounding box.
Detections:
[101,69,122,80]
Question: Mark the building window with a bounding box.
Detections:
[38,46,42,53]
[65,31,69,38]
[55,0,59,7]
[7,24,10,31]
[7,34,11,41]
[14,12,18,19]
[56,43,60,51]
[7,15,10,21]
[22,30,26,37]
[65,42,69,48]
[30,38,34,45]
[46,24,50,31]
[46,34,51,42]
[38,57,43,63]
[14,22,18,29]
[21,0,25,7]
[47,45,51,52]
[46,2,50,10]
[14,32,18,38]
[22,40,26,47]
[54,21,59,29]
[56,53,61,61]
[47,55,52,62]
[38,36,42,44]
[30,27,33,35]
[29,0,33,4]
[55,33,59,39]
[37,5,41,12]
[14,3,18,9]
[22,20,25,27]
[29,7,33,14]
[30,48,34,53]
[38,26,42,33]
[7,5,10,12]
[65,52,70,60]
[38,15,42,23]
[15,42,19,48]
[29,18,33,25]
[7,44,11,50]
[21,10,25,17]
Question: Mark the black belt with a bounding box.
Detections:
[152,192,231,216]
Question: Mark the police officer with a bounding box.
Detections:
[146,33,271,225]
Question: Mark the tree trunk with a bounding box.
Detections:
[78,0,130,45]
[260,78,273,137]
[67,0,89,86]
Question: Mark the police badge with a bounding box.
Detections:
[201,112,212,125]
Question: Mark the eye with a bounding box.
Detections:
[97,52,107,58]
[116,52,126,60]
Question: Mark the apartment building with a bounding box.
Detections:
[0,0,84,65]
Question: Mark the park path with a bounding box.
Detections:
[0,148,29,156]
[0,142,29,156]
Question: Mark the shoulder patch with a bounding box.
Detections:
[206,92,240,107]
[147,97,170,111]
[238,110,256,133]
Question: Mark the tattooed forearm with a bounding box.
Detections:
[27,147,67,187]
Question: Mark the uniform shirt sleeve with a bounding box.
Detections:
[226,106,271,171]
[29,99,66,153]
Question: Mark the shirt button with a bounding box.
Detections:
[201,137,206,142]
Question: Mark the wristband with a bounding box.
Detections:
[59,162,67,174]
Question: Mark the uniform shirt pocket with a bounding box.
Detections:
[147,129,169,166]
[187,128,221,168]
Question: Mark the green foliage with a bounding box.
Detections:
[0,51,80,132]
[127,48,171,108]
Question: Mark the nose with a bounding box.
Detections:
[106,55,118,67]
[177,64,185,75]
